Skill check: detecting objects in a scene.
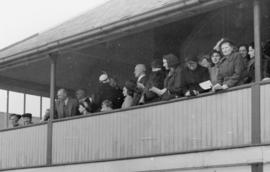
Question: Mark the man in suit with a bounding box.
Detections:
[134,64,148,104]
[55,88,79,119]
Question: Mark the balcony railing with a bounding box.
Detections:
[0,82,269,170]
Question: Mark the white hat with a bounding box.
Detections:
[99,74,109,82]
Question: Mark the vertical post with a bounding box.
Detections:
[23,93,26,113]
[6,90,9,129]
[47,52,57,166]
[40,96,43,120]
[251,0,261,144]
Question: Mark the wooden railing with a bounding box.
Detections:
[52,86,252,164]
[2,82,270,170]
[0,124,47,169]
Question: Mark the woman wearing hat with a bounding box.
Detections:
[121,80,138,108]
[213,39,246,91]
[150,54,183,100]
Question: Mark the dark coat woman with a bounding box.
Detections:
[245,42,270,83]
[213,40,246,91]
[150,54,183,100]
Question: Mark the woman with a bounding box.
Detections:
[208,50,222,85]
[121,80,137,109]
[245,42,270,83]
[150,53,183,100]
[213,39,246,91]
[238,44,250,66]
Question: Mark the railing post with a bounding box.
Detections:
[47,52,57,166]
[251,0,261,144]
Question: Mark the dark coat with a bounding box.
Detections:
[217,52,246,87]
[144,70,166,102]
[55,98,79,119]
[95,83,124,109]
[245,55,270,83]
[182,65,210,94]
[163,65,183,99]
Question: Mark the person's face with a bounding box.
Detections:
[10,116,19,126]
[211,52,221,64]
[221,43,233,56]
[76,90,85,100]
[199,58,210,68]
[239,46,248,58]
[57,90,67,101]
[123,87,128,97]
[23,117,31,124]
[186,61,198,71]
[134,65,143,78]
[163,59,169,70]
[249,46,255,58]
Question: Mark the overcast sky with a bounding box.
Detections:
[0,0,109,49]
[0,0,109,117]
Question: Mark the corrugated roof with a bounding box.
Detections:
[0,0,195,61]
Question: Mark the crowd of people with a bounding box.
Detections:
[9,38,270,127]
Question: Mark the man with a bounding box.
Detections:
[76,89,98,113]
[95,73,124,109]
[21,113,33,126]
[9,114,21,128]
[55,88,79,119]
[134,64,148,104]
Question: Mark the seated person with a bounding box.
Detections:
[22,113,33,126]
[76,89,98,113]
[95,73,124,110]
[101,99,113,112]
[208,50,222,85]
[150,54,183,100]
[245,42,270,83]
[78,102,91,115]
[55,88,79,119]
[213,39,246,91]
[182,56,210,96]
[122,80,137,109]
[144,59,166,103]
[9,114,21,128]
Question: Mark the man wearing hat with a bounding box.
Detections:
[9,114,21,128]
[95,73,124,110]
[21,113,33,126]
[182,56,210,96]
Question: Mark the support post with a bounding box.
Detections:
[251,0,261,144]
[47,52,57,165]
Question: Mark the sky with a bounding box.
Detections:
[0,0,109,49]
[0,0,109,117]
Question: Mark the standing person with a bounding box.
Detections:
[150,54,183,100]
[21,113,33,126]
[9,114,21,128]
[181,56,210,96]
[133,64,148,104]
[76,89,98,113]
[55,88,79,119]
[239,44,250,67]
[209,50,222,85]
[245,42,270,83]
[144,59,166,103]
[213,39,246,91]
[95,73,124,110]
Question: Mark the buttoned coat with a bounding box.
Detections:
[55,98,79,119]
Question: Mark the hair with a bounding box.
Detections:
[238,44,249,51]
[102,99,113,108]
[219,39,235,50]
[249,42,255,49]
